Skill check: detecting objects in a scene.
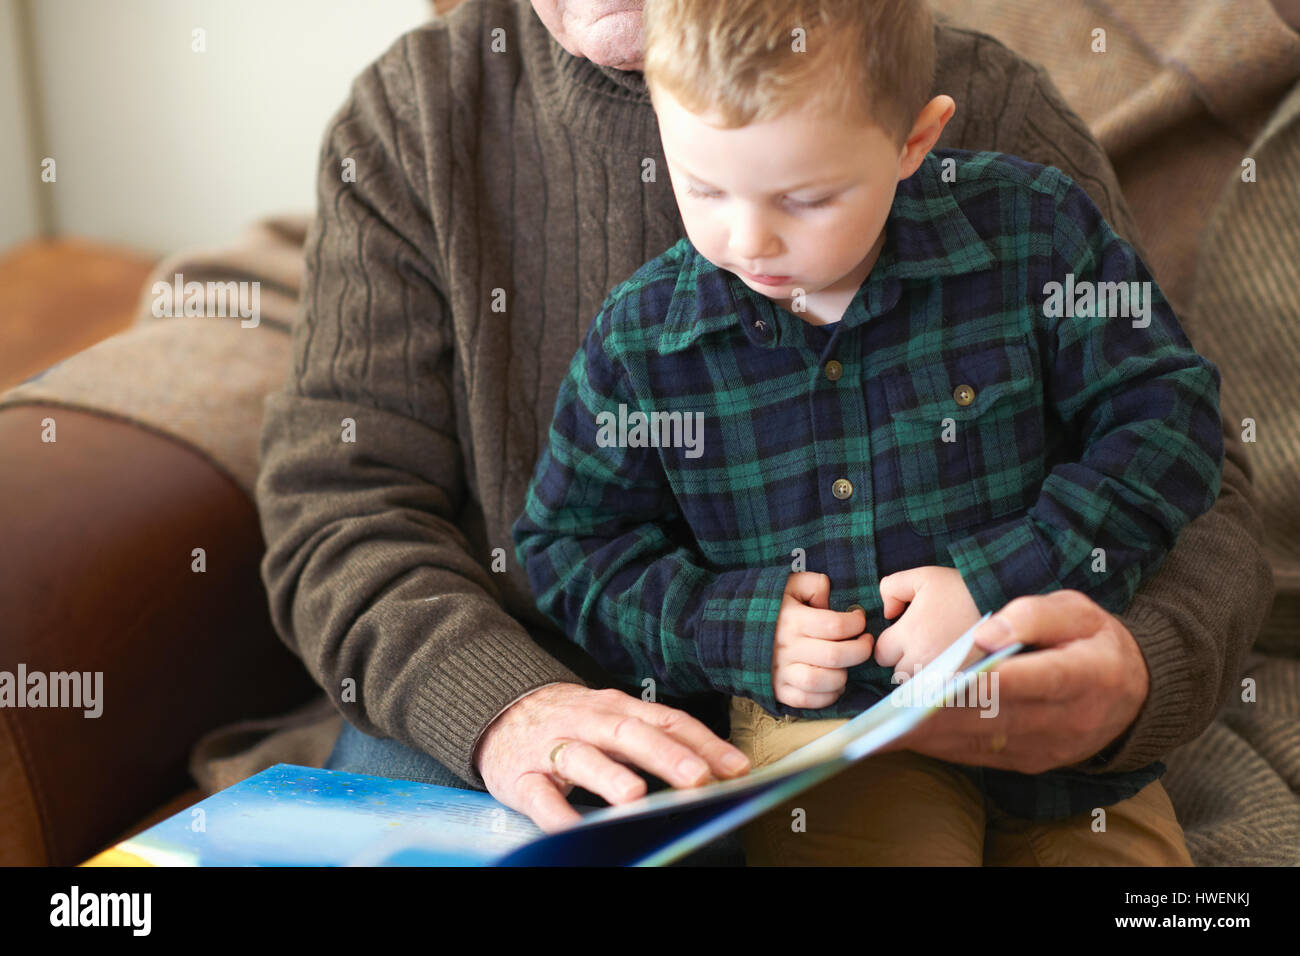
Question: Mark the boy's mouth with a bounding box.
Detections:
[738,268,791,286]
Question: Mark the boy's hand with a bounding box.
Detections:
[771,572,874,709]
[875,567,982,679]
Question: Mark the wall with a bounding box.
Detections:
[6,0,430,256]
[0,0,42,251]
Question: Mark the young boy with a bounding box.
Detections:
[512,0,1223,865]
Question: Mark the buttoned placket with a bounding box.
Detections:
[749,294,880,621]
[813,312,878,621]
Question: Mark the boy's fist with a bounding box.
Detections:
[771,572,874,709]
[874,566,981,678]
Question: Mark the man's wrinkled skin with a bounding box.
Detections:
[475,1,1152,832]
[528,0,647,70]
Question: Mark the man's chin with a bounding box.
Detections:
[579,12,645,70]
[588,51,644,71]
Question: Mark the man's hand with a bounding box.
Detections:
[772,572,875,709]
[875,566,982,678]
[473,683,752,833]
[878,590,1150,773]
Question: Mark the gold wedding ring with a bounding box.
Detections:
[549,741,574,784]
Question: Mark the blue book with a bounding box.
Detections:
[92,614,1021,866]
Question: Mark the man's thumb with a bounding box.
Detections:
[973,591,1104,652]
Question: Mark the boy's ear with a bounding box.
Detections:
[898,95,956,178]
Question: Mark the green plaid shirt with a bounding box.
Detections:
[513,149,1223,821]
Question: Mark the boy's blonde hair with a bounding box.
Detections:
[642,0,935,147]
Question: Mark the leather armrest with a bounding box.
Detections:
[0,404,319,864]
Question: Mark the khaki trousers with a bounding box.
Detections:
[728,696,1194,866]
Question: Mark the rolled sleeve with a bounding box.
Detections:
[947,514,1061,615]
[512,304,788,707]
[696,564,791,713]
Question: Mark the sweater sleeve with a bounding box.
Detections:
[511,303,789,713]
[255,44,581,792]
[1003,62,1271,774]
[947,171,1224,617]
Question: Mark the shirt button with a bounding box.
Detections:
[832,478,853,500]
[953,384,976,406]
[824,360,843,382]
[845,603,865,615]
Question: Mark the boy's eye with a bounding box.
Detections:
[684,183,832,209]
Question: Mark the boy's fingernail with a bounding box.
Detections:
[976,617,1013,649]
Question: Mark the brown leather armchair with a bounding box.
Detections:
[0,404,319,865]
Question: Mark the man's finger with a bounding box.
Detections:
[554,738,651,805]
[591,712,715,788]
[979,644,1094,702]
[885,714,1027,771]
[514,772,583,834]
[629,700,752,778]
[973,590,1108,652]
[884,671,1073,769]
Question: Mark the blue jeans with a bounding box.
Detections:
[324,719,744,866]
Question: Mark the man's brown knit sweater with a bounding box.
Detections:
[255,0,1273,788]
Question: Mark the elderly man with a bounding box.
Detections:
[255,0,1269,857]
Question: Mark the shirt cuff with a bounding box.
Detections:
[1067,730,1130,771]
[694,565,790,714]
[946,514,1062,615]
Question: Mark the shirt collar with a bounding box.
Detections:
[658,150,996,353]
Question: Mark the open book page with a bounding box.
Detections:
[113,764,543,866]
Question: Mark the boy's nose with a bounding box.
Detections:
[728,211,781,263]
[731,236,780,264]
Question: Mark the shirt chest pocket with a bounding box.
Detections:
[881,342,1046,537]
